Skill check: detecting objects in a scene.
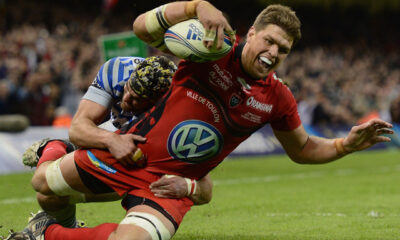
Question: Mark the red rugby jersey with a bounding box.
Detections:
[93,44,301,180]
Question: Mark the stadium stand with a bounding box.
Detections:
[0,0,399,174]
[0,0,398,127]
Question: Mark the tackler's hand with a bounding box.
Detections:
[107,134,147,167]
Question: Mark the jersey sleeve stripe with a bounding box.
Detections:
[117,59,125,84]
[95,73,104,89]
[107,58,117,97]
[102,60,111,93]
[114,84,124,92]
[97,65,105,89]
[111,58,121,97]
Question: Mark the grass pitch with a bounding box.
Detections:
[1,149,399,239]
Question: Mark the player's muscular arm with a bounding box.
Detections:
[69,99,113,149]
[274,125,340,164]
[273,119,393,164]
[133,2,187,43]
[133,1,233,51]
[69,100,146,166]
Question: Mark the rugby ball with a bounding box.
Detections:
[164,19,233,62]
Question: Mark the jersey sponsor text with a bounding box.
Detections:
[246,96,273,113]
[187,90,220,123]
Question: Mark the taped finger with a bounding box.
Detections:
[131,148,147,167]
[225,29,237,44]
[164,174,178,179]
[204,28,217,41]
[131,148,143,162]
[153,190,173,198]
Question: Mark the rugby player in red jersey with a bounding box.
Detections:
[7,1,393,240]
[18,56,213,230]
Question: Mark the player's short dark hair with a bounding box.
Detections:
[253,4,301,45]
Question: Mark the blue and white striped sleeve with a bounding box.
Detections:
[82,57,126,108]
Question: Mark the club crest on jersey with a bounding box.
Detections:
[91,78,102,89]
[167,120,223,163]
[229,93,242,108]
[133,58,144,64]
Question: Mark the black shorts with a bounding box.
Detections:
[74,162,178,230]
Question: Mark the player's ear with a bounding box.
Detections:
[246,26,256,41]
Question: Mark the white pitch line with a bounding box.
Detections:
[213,171,325,186]
[0,196,36,204]
[265,212,348,217]
[263,211,400,217]
[0,135,23,161]
[213,165,400,186]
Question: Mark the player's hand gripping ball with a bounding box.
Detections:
[164,19,233,62]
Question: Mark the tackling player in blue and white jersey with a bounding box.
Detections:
[69,56,174,164]
[85,56,145,131]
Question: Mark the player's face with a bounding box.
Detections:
[242,24,293,79]
[121,83,155,114]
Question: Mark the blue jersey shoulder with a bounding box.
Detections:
[92,56,145,99]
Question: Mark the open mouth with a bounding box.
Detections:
[257,56,273,71]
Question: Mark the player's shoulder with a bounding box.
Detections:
[267,72,289,88]
[99,56,145,88]
[267,72,297,108]
[118,56,145,65]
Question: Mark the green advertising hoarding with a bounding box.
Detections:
[99,32,147,61]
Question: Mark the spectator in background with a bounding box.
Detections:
[0,81,10,114]
[52,106,72,128]
[0,23,104,125]
[391,95,400,124]
[389,94,400,147]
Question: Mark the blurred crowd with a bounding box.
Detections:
[0,0,399,127]
[0,0,112,126]
[0,23,103,125]
[278,42,400,126]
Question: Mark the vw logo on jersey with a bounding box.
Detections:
[167,120,223,163]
